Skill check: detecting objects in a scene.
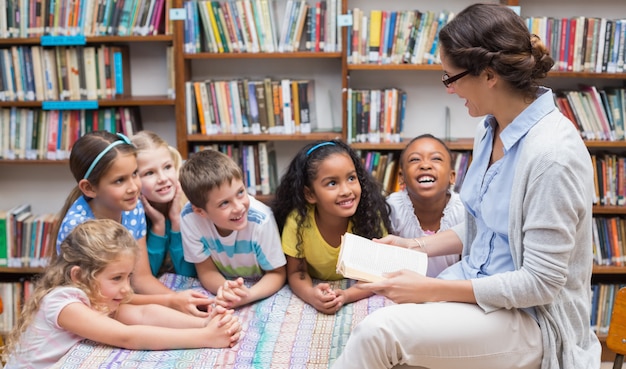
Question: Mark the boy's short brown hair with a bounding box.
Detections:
[179,149,243,209]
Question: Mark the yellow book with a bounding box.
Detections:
[206,1,224,53]
[291,80,300,132]
[336,233,427,282]
[368,10,382,63]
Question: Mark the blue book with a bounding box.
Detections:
[247,81,259,128]
[22,47,35,101]
[113,50,124,95]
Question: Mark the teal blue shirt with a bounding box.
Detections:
[147,218,197,277]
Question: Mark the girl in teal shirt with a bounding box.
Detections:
[132,131,196,277]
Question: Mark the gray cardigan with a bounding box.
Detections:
[453,108,602,368]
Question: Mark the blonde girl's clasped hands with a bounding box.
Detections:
[3,219,240,369]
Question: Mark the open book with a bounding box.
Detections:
[336,233,428,282]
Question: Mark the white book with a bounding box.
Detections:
[0,0,7,38]
[83,46,98,100]
[30,46,45,101]
[258,142,271,195]
[281,79,293,133]
[185,82,196,134]
[326,0,336,52]
[245,145,257,195]
[66,48,81,100]
[278,0,294,52]
[368,89,380,143]
[230,80,244,134]
[42,48,58,101]
[242,0,260,53]
[336,233,428,282]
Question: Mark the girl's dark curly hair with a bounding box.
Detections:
[271,139,391,274]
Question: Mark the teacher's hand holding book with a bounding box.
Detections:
[355,269,433,304]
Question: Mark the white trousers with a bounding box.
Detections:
[331,302,542,369]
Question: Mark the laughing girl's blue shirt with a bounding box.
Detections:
[439,88,555,283]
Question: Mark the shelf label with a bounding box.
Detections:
[337,14,352,27]
[40,35,87,46]
[42,100,99,110]
[170,8,186,21]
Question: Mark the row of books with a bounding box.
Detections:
[347,9,453,65]
[593,216,626,267]
[591,283,625,335]
[554,86,626,141]
[354,150,471,196]
[191,142,278,196]
[0,0,172,38]
[0,45,130,102]
[0,107,143,160]
[346,88,407,144]
[185,78,315,136]
[0,204,57,269]
[0,281,33,333]
[526,16,626,74]
[359,150,400,196]
[592,154,626,207]
[184,0,341,53]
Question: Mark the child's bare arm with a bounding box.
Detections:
[285,256,338,314]
[116,302,210,328]
[59,302,241,350]
[334,283,373,305]
[129,290,212,317]
[219,267,286,308]
[129,236,174,295]
[195,256,227,294]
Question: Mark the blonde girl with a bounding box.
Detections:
[4,219,240,369]
[131,130,196,277]
[51,131,210,316]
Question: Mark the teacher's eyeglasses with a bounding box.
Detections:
[441,70,470,88]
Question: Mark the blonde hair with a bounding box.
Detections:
[3,219,138,361]
[131,130,183,172]
[131,130,187,211]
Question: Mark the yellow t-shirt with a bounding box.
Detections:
[281,206,353,281]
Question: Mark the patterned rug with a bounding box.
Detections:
[53,274,394,369]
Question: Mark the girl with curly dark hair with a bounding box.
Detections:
[271,139,391,315]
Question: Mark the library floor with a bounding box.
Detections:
[603,362,622,368]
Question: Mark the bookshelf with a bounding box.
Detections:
[172,0,346,201]
[0,0,624,361]
[0,0,177,336]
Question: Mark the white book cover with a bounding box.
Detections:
[258,142,270,195]
[336,233,428,282]
[281,79,293,133]
[83,47,98,100]
[31,46,45,101]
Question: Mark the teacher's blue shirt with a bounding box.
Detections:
[439,88,554,287]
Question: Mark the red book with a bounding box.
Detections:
[314,2,321,52]
[567,17,577,72]
[558,17,568,71]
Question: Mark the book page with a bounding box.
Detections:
[337,233,428,282]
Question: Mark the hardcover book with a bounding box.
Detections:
[336,232,428,282]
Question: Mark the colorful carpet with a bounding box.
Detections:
[53,273,393,368]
